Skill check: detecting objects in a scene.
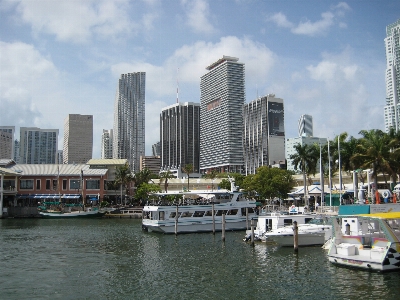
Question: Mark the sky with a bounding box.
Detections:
[0,0,399,158]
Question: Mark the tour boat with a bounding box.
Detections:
[141,178,258,234]
[327,212,400,272]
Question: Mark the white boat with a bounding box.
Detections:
[262,217,332,246]
[244,209,320,242]
[142,178,257,234]
[327,212,400,272]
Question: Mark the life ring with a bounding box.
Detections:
[290,205,295,209]
[383,191,389,198]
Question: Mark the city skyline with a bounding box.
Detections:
[0,1,398,157]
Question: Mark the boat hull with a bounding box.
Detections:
[267,232,326,246]
[39,210,106,218]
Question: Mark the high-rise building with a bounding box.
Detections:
[19,127,59,164]
[384,19,400,133]
[298,114,313,137]
[200,56,245,174]
[101,129,113,159]
[152,142,161,157]
[0,126,15,159]
[113,72,145,172]
[63,114,93,164]
[14,140,20,163]
[160,102,200,173]
[243,95,285,174]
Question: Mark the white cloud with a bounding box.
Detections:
[268,2,350,36]
[10,0,137,43]
[181,0,215,34]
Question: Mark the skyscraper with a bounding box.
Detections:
[200,56,245,174]
[298,114,313,137]
[243,95,285,174]
[160,102,200,173]
[0,126,15,160]
[19,127,58,164]
[384,19,400,133]
[63,114,93,164]
[113,72,145,172]
[101,129,113,159]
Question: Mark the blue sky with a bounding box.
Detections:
[0,0,399,158]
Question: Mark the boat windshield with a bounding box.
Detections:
[307,218,325,225]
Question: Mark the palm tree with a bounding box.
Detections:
[351,129,392,195]
[159,170,174,193]
[205,169,218,191]
[115,163,134,206]
[181,164,193,191]
[289,143,315,206]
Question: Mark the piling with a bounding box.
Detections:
[246,207,249,229]
[175,205,178,235]
[222,213,225,242]
[250,218,254,246]
[212,203,215,235]
[293,221,298,253]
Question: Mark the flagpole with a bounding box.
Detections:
[328,140,332,207]
[338,136,342,205]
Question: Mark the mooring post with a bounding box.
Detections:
[222,213,226,242]
[293,221,298,253]
[212,202,215,235]
[175,205,178,235]
[250,218,254,246]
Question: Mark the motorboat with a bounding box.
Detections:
[262,217,332,246]
[327,212,400,272]
[38,206,106,218]
[142,178,257,234]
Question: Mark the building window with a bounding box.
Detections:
[20,179,34,190]
[46,179,51,190]
[36,179,41,190]
[86,179,100,190]
[62,179,67,190]
[70,179,81,190]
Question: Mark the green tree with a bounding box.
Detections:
[135,183,161,203]
[115,163,134,206]
[134,168,152,189]
[204,169,218,191]
[181,164,193,191]
[242,166,294,200]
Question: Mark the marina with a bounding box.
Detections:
[1,217,400,299]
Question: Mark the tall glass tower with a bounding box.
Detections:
[200,56,245,174]
[298,114,313,137]
[113,72,145,172]
[384,19,400,133]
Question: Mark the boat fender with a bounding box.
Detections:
[383,191,389,198]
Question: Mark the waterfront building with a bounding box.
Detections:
[286,136,327,172]
[160,102,200,173]
[384,19,400,132]
[101,129,113,159]
[140,155,161,175]
[298,114,313,137]
[113,72,145,173]
[152,142,160,157]
[63,114,93,164]
[19,127,58,164]
[200,56,245,174]
[0,126,15,159]
[243,95,285,174]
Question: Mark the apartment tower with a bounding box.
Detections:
[243,95,285,174]
[200,56,245,174]
[160,102,200,173]
[101,129,113,159]
[63,114,93,164]
[113,72,145,172]
[19,127,58,164]
[384,19,400,132]
[298,114,313,137]
[0,126,15,160]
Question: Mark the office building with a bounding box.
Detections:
[384,19,400,132]
[113,72,145,172]
[19,127,59,164]
[0,126,15,159]
[140,156,161,175]
[243,95,285,174]
[160,102,200,173]
[298,114,313,137]
[152,142,160,157]
[101,129,113,159]
[63,114,93,164]
[200,56,245,174]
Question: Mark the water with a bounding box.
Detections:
[1,219,400,300]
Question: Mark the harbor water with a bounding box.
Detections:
[1,218,400,300]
